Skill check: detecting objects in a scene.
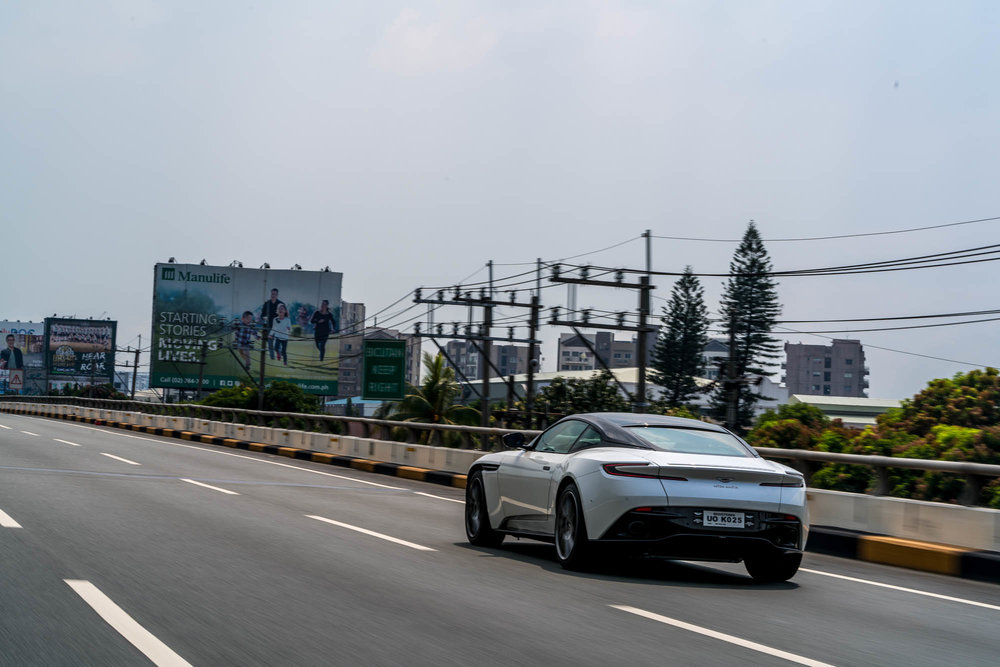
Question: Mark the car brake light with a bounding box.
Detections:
[602,463,658,479]
[634,507,653,512]
[602,463,687,480]
[761,478,805,487]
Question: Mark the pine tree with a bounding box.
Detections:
[711,221,782,429]
[650,266,710,407]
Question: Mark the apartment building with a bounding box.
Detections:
[442,340,534,380]
[782,339,869,397]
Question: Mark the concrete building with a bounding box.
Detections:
[557,332,642,372]
[782,339,870,397]
[442,340,534,382]
[336,301,421,398]
[701,339,730,381]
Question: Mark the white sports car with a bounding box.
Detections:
[465,413,808,581]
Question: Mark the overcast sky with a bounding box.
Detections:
[2,1,998,400]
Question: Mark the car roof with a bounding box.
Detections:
[558,413,731,444]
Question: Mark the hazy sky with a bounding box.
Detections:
[2,1,998,399]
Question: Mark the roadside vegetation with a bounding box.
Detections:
[746,368,1000,507]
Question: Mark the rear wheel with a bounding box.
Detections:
[744,552,802,582]
[465,471,503,547]
[554,483,592,570]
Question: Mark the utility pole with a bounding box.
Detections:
[481,260,493,432]
[197,341,208,400]
[526,295,539,427]
[549,265,655,413]
[258,328,268,410]
[131,342,139,400]
[636,275,650,413]
[413,282,542,430]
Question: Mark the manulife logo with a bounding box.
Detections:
[159,266,231,284]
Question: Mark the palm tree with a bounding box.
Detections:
[386,353,479,443]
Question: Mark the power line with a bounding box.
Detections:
[650,214,1000,242]
[774,326,993,368]
[722,315,1000,335]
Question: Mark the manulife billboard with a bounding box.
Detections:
[151,263,343,394]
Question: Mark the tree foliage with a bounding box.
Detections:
[650,266,710,408]
[536,370,630,416]
[199,380,319,413]
[710,221,782,429]
[746,368,1000,507]
[385,353,480,433]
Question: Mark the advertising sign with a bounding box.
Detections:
[44,318,117,381]
[151,263,343,394]
[0,321,46,394]
[361,339,407,400]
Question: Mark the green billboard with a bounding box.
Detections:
[151,263,342,395]
[362,339,407,400]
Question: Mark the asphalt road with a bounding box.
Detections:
[2,412,998,666]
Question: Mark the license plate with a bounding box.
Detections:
[703,510,745,528]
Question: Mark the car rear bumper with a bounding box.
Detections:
[596,507,805,560]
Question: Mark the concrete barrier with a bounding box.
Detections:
[808,489,1000,552]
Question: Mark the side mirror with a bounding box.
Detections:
[501,432,527,449]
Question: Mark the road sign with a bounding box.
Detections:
[361,339,407,401]
[8,369,24,394]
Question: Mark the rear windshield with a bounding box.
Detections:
[624,426,754,457]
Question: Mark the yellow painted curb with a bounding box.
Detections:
[859,536,968,575]
[349,459,377,473]
[396,466,427,482]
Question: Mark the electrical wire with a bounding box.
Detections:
[711,315,1000,335]
[650,214,1000,242]
[774,326,993,368]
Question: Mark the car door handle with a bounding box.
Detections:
[543,465,551,470]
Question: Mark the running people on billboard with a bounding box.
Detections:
[296,306,309,329]
[260,288,286,360]
[0,334,23,369]
[233,311,259,371]
[271,303,292,366]
[310,300,336,361]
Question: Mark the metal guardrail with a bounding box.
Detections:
[3,396,998,506]
[757,447,1000,507]
[0,395,539,451]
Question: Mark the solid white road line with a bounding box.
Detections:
[54,438,82,447]
[415,491,464,504]
[0,423,11,429]
[101,453,141,466]
[65,580,192,667]
[21,431,39,436]
[67,423,402,489]
[611,606,835,667]
[306,515,436,552]
[0,508,23,528]
[801,568,1000,612]
[181,478,240,495]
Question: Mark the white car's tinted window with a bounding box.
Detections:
[625,427,752,457]
[535,420,588,453]
[571,426,603,451]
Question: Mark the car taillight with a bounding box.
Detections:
[761,478,805,487]
[602,463,659,479]
[602,463,687,480]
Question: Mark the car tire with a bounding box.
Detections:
[554,483,592,570]
[744,552,802,582]
[465,470,503,547]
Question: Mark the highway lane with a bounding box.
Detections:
[2,413,998,666]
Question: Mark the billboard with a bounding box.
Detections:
[151,263,343,394]
[44,318,117,381]
[361,339,407,400]
[1,321,46,394]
